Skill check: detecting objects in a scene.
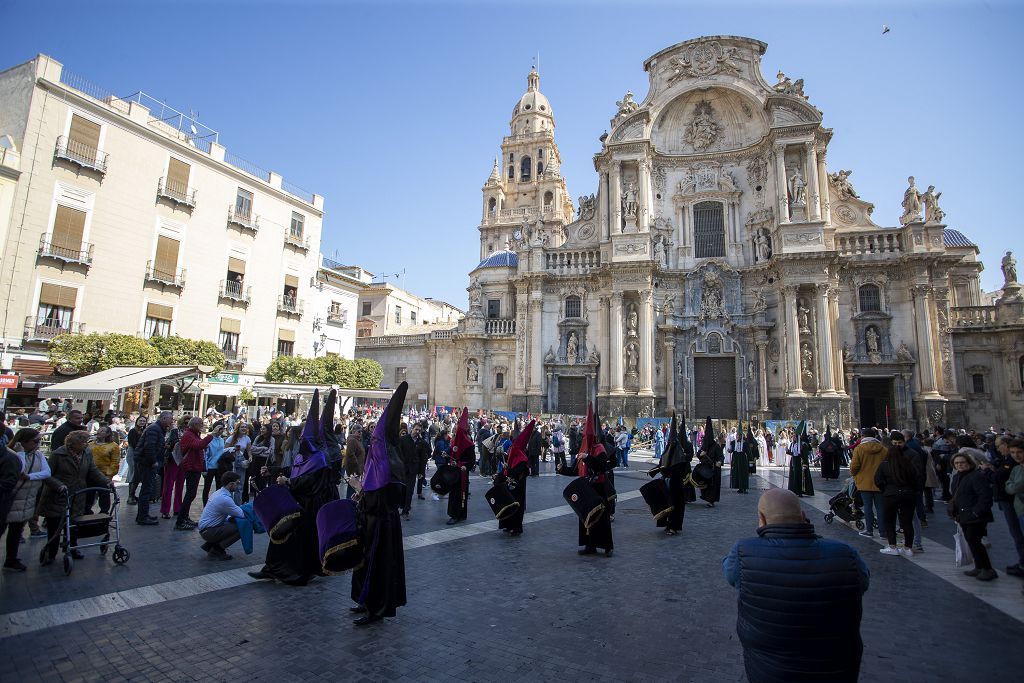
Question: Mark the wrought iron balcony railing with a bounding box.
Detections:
[54,136,108,175]
[327,308,347,325]
[227,205,259,233]
[157,177,197,208]
[38,234,93,267]
[145,261,186,288]
[219,279,251,305]
[24,316,84,342]
[278,294,303,316]
[284,233,309,251]
[222,346,248,366]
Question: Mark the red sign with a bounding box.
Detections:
[0,374,19,389]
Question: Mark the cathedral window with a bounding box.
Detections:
[565,295,581,319]
[972,373,985,394]
[858,284,882,312]
[488,197,496,214]
[520,156,532,182]
[537,162,544,175]
[487,299,501,319]
[693,201,725,258]
[538,148,544,160]
[495,372,505,389]
[544,191,553,207]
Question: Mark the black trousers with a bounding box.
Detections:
[402,474,416,513]
[961,522,992,570]
[44,516,75,559]
[416,475,426,496]
[882,493,916,548]
[135,462,156,522]
[177,471,201,524]
[202,469,219,505]
[200,520,240,550]
[4,521,25,563]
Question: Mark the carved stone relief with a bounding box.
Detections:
[682,100,721,151]
[664,40,741,84]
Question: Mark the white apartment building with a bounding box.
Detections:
[0,54,324,406]
[309,257,370,359]
[356,281,463,338]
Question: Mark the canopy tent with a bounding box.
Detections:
[252,383,393,401]
[38,365,210,401]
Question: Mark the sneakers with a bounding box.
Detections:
[975,569,998,581]
[29,529,46,538]
[174,521,196,531]
[858,530,873,537]
[431,494,440,501]
[899,547,914,559]
[880,547,901,556]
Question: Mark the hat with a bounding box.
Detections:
[292,389,329,479]
[363,382,409,493]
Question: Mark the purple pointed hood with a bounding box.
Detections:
[363,381,408,493]
[291,388,328,479]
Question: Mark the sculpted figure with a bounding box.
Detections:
[622,182,640,217]
[677,169,697,195]
[896,342,914,362]
[467,359,479,382]
[829,169,859,199]
[683,101,720,151]
[615,90,639,119]
[797,298,811,333]
[1003,251,1018,284]
[625,342,639,372]
[627,305,638,335]
[865,327,880,354]
[789,168,807,206]
[922,185,944,223]
[719,169,738,192]
[566,332,579,365]
[900,176,923,225]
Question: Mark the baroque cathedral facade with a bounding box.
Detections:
[359,36,1024,430]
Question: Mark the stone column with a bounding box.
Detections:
[610,291,624,394]
[639,290,654,395]
[756,340,769,411]
[829,288,845,393]
[804,141,821,222]
[598,295,610,393]
[638,157,651,232]
[911,284,941,398]
[783,285,804,396]
[774,142,790,223]
[529,296,544,394]
[664,339,676,410]
[815,283,837,395]
[598,172,609,241]
[609,162,622,235]
[817,148,831,225]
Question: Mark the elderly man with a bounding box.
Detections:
[136,411,173,525]
[723,489,869,683]
[49,409,86,452]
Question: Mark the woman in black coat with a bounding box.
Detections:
[874,432,923,556]
[949,452,996,580]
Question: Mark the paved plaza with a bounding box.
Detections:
[1,459,1022,682]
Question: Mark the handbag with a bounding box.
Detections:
[171,441,183,466]
[954,523,974,567]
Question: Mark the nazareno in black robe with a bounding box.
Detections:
[447,455,470,521]
[350,482,407,618]
[258,465,339,585]
[558,453,613,551]
[497,460,528,534]
[819,435,842,480]
[658,463,688,531]
[787,440,816,496]
[699,442,724,504]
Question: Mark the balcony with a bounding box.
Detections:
[835,231,903,257]
[284,233,309,252]
[219,280,251,306]
[54,136,108,175]
[327,308,348,325]
[227,206,259,234]
[157,177,196,209]
[278,294,303,317]
[951,305,997,327]
[545,249,601,276]
[484,205,558,225]
[223,346,248,368]
[485,318,516,336]
[24,316,84,342]
[38,235,93,267]
[145,261,186,289]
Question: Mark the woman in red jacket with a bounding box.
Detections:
[176,418,223,531]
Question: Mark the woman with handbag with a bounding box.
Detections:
[874,431,924,557]
[950,451,996,581]
[3,429,50,571]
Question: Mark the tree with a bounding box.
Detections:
[238,387,255,405]
[49,333,161,374]
[263,355,382,389]
[149,336,226,409]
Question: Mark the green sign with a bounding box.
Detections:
[208,373,239,384]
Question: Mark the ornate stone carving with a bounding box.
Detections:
[566,331,579,365]
[621,181,640,218]
[1002,251,1018,285]
[753,228,773,263]
[652,165,667,193]
[699,270,725,323]
[788,167,807,207]
[577,223,597,241]
[752,288,768,313]
[745,150,770,190]
[797,298,812,333]
[577,193,596,221]
[921,185,944,223]
[626,303,639,336]
[682,101,721,151]
[896,341,914,362]
[773,71,807,98]
[611,119,645,142]
[664,40,741,84]
[833,204,858,225]
[544,346,556,364]
[865,326,880,354]
[468,277,482,309]
[625,341,639,375]
[768,338,781,362]
[467,358,479,383]
[828,169,858,199]
[900,176,923,225]
[614,90,639,120]
[800,342,814,379]
[745,207,774,226]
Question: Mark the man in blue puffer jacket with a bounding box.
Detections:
[723,489,869,683]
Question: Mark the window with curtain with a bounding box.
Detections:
[277,340,294,357]
[290,212,305,238]
[143,302,173,339]
[235,188,253,219]
[693,201,725,258]
[36,283,77,331]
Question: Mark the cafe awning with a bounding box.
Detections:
[252,383,393,400]
[38,365,212,401]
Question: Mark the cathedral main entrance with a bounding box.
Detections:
[858,377,895,429]
[693,357,737,418]
[557,376,587,416]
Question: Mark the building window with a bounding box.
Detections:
[225,257,246,297]
[153,235,180,281]
[218,330,239,352]
[358,328,371,337]
[520,156,532,182]
[859,284,882,312]
[48,205,87,258]
[537,162,544,175]
[487,299,501,319]
[67,114,101,164]
[395,367,407,384]
[693,201,725,258]
[235,188,253,219]
[277,340,294,357]
[544,191,553,207]
[36,283,77,333]
[394,305,402,324]
[361,301,371,316]
[143,302,172,339]
[165,158,191,199]
[289,212,305,238]
[488,198,496,214]
[565,295,581,319]
[282,275,299,308]
[972,373,985,394]
[411,311,417,324]
[495,372,504,389]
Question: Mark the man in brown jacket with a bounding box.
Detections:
[850,428,887,537]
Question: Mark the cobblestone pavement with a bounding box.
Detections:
[2,459,1022,682]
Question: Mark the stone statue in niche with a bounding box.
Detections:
[653,237,664,265]
[752,288,767,313]
[625,342,639,374]
[627,304,638,336]
[797,298,811,333]
[922,185,944,223]
[467,359,479,383]
[828,169,859,199]
[718,169,738,192]
[566,331,579,365]
[753,228,773,263]
[544,346,555,364]
[614,90,639,119]
[896,341,914,362]
[1002,251,1018,285]
[699,270,725,323]
[747,361,756,381]
[865,326,880,354]
[468,278,482,309]
[621,182,639,218]
[788,168,807,207]
[800,343,814,379]
[900,176,923,225]
[676,360,684,377]
[683,100,720,151]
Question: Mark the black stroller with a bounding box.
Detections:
[824,489,865,531]
[42,486,130,575]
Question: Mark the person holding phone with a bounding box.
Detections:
[178,418,223,531]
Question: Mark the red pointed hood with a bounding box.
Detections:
[451,407,474,464]
[577,402,595,476]
[507,419,534,473]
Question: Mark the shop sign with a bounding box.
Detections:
[0,374,20,389]
[208,373,239,384]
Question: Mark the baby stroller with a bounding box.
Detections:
[824,488,865,531]
[42,486,130,575]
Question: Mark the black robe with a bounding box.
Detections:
[787,441,816,496]
[351,483,406,618]
[699,443,724,504]
[730,439,750,492]
[819,437,842,480]
[259,465,338,585]
[447,457,470,521]
[497,460,528,534]
[558,454,614,551]
[658,461,689,531]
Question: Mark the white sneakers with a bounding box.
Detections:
[880,546,901,556]
[899,547,914,558]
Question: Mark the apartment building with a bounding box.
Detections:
[356,281,463,338]
[309,257,371,359]
[0,54,324,402]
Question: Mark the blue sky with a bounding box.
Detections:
[1,0,1021,306]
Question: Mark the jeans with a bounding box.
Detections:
[882,493,917,548]
[961,522,992,570]
[177,471,201,525]
[997,500,1024,566]
[860,491,885,535]
[135,462,156,522]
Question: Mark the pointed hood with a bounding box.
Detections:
[291,389,328,479]
[746,423,756,442]
[577,402,595,476]
[507,419,534,473]
[679,412,695,458]
[660,413,680,468]
[451,408,474,464]
[702,416,714,450]
[363,382,408,493]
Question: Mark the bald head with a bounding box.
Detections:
[758,489,807,527]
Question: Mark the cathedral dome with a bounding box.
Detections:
[512,67,552,118]
[475,249,519,270]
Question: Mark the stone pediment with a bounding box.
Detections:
[644,36,768,95]
[766,96,822,127]
[560,218,599,247]
[609,111,649,143]
[652,87,768,156]
[830,196,881,229]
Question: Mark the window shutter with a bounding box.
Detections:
[284,274,299,289]
[146,302,173,321]
[51,205,86,251]
[220,317,241,334]
[154,235,179,276]
[39,283,78,308]
[278,328,295,342]
[166,158,190,190]
[68,114,100,151]
[227,257,246,274]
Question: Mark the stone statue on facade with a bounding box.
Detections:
[842,342,853,362]
[653,237,663,265]
[896,341,915,362]
[544,346,555,364]
[922,185,944,223]
[627,304,638,336]
[900,176,923,225]
[577,193,596,220]
[788,168,807,207]
[468,277,482,309]
[865,326,880,354]
[467,359,479,383]
[1002,251,1018,285]
[753,228,773,263]
[677,169,697,195]
[625,342,639,374]
[622,182,640,218]
[718,169,738,192]
[800,343,814,379]
[752,288,768,313]
[683,100,720,151]
[828,169,859,199]
[566,331,579,365]
[773,71,806,98]
[699,270,725,323]
[588,348,600,364]
[747,360,756,381]
[797,298,811,333]
[614,90,639,120]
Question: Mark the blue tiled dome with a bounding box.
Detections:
[943,228,975,248]
[475,250,518,269]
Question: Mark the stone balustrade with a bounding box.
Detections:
[545,249,601,275]
[485,318,516,335]
[835,231,903,256]
[951,305,997,326]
